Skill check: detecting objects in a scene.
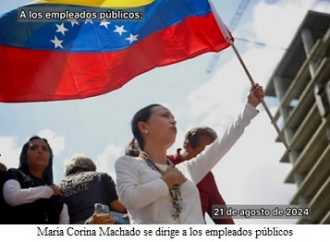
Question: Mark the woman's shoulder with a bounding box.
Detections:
[115,155,145,169]
[5,168,25,179]
[116,155,141,163]
[4,168,33,186]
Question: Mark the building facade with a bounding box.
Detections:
[265,11,330,224]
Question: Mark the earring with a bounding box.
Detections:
[145,130,149,134]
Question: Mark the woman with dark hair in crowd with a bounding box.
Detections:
[116,84,264,224]
[2,136,69,224]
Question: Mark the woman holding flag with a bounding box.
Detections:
[115,84,264,224]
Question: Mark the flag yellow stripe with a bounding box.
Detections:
[36,0,155,8]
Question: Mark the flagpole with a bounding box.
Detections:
[230,43,291,152]
[208,0,290,152]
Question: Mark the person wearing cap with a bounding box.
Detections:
[59,156,126,224]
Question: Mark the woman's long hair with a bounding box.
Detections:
[19,136,54,185]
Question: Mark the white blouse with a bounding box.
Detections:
[115,104,259,224]
[3,179,70,224]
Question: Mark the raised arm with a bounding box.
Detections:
[179,84,263,184]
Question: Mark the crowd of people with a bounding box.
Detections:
[0,84,264,224]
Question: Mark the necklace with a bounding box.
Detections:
[139,151,182,223]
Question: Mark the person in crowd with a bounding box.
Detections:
[0,160,6,173]
[0,160,8,224]
[2,136,69,224]
[59,156,127,224]
[116,84,264,224]
[169,127,234,224]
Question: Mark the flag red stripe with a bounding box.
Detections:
[0,13,229,102]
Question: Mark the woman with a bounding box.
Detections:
[2,136,69,224]
[115,84,264,224]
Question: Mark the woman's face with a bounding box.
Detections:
[27,139,50,171]
[142,105,177,148]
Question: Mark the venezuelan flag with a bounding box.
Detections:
[0,0,233,102]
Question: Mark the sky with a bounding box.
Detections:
[1,0,330,224]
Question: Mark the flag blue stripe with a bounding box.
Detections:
[0,0,212,52]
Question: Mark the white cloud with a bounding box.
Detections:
[252,1,311,47]
[252,0,330,48]
[187,56,246,119]
[314,1,330,13]
[186,45,282,137]
[38,129,65,155]
[96,144,123,179]
[0,136,20,169]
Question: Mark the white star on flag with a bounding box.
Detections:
[68,19,79,27]
[85,18,94,24]
[55,23,69,36]
[100,19,111,29]
[114,25,127,36]
[126,34,139,44]
[51,36,64,49]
